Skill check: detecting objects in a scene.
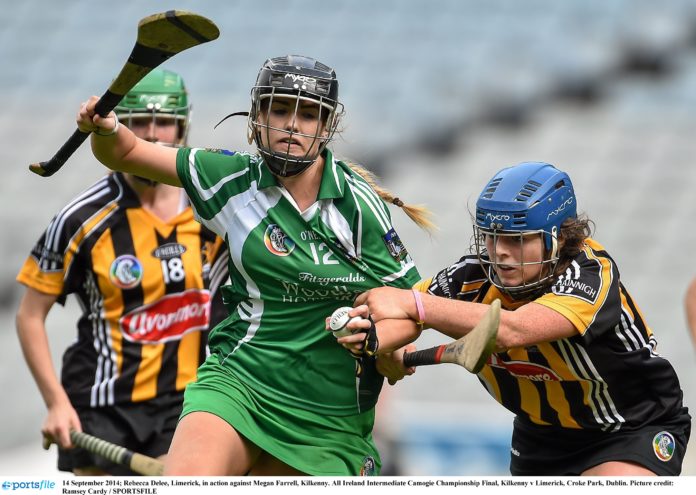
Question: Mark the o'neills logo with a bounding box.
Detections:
[119,289,211,343]
[490,355,561,382]
[151,242,187,260]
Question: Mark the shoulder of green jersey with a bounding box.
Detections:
[185,148,253,202]
[343,173,391,233]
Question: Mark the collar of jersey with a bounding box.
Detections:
[256,149,345,200]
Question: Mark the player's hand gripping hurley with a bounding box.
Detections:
[29,10,219,177]
[403,299,501,373]
[42,430,164,476]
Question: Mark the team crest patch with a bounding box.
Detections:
[382,228,409,262]
[264,224,295,256]
[203,148,236,156]
[109,255,143,289]
[359,456,376,476]
[652,431,676,462]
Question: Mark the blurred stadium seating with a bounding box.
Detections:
[1,0,695,476]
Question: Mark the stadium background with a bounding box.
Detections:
[1,0,695,475]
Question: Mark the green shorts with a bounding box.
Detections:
[181,354,381,476]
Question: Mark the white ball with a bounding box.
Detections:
[329,306,363,338]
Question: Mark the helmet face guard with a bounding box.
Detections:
[473,162,577,298]
[114,68,191,148]
[249,55,343,177]
[474,227,561,298]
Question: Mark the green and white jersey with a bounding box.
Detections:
[176,148,420,415]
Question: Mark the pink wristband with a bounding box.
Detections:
[411,289,426,325]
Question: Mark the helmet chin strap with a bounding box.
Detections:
[260,149,315,177]
[133,175,159,187]
[549,226,559,261]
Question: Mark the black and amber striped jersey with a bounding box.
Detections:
[17,173,228,408]
[419,238,686,432]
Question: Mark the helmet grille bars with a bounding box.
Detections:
[247,55,343,177]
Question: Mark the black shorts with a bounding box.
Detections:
[58,392,183,475]
[509,409,691,476]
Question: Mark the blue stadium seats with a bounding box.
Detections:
[2,0,696,476]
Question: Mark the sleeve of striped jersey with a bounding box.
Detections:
[534,251,621,340]
[16,212,83,298]
[424,255,484,301]
[412,278,432,293]
[176,148,249,235]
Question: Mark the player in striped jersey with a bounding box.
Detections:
[16,69,228,475]
[350,162,690,475]
[74,55,432,475]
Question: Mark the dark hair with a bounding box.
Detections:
[555,213,594,275]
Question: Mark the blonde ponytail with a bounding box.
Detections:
[346,162,436,233]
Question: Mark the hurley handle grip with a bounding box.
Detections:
[28,90,124,177]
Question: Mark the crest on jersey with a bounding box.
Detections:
[551,258,601,304]
[264,224,295,256]
[109,255,143,289]
[204,148,237,156]
[382,228,409,262]
[359,456,376,476]
[652,431,676,462]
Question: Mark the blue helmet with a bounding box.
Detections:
[476,162,576,249]
[474,162,577,296]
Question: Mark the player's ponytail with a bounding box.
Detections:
[346,162,436,233]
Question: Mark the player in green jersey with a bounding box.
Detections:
[341,162,690,476]
[75,55,432,475]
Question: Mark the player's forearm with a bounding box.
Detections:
[416,292,491,340]
[16,316,70,409]
[92,129,181,186]
[418,294,576,349]
[685,278,696,350]
[91,125,138,173]
[374,319,420,354]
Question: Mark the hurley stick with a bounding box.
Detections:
[42,430,164,476]
[403,299,500,373]
[29,10,219,177]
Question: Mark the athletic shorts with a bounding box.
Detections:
[509,409,691,476]
[181,354,381,476]
[58,392,183,475]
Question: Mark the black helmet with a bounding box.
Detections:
[248,55,344,177]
